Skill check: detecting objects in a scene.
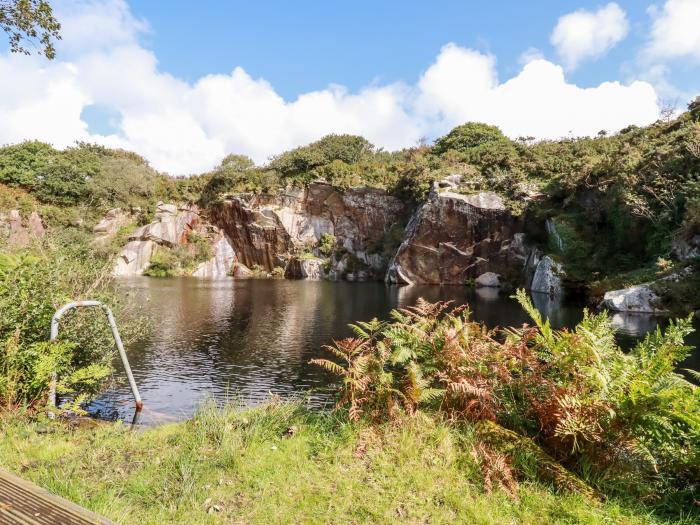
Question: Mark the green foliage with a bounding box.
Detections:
[313,294,700,502]
[0,0,61,59]
[269,134,375,184]
[0,232,146,410]
[143,231,213,277]
[317,233,335,256]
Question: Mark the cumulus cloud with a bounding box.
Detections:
[645,0,700,61]
[0,0,660,174]
[551,2,629,70]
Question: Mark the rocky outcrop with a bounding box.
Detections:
[93,208,136,242]
[285,257,324,280]
[672,234,700,260]
[475,272,501,287]
[192,235,236,278]
[530,256,564,297]
[209,182,410,279]
[113,203,235,277]
[0,209,45,244]
[386,191,528,285]
[601,285,668,314]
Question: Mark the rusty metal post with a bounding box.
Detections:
[49,301,143,414]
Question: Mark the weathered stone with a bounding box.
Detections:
[386,191,525,285]
[113,204,210,276]
[0,209,45,244]
[545,218,564,254]
[475,272,501,287]
[285,257,324,280]
[601,285,668,314]
[27,212,45,236]
[672,234,700,260]
[93,208,133,242]
[114,240,157,276]
[210,182,410,280]
[530,256,564,297]
[192,236,236,278]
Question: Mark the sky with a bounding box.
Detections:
[1,0,699,174]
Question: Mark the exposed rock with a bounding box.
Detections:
[27,212,45,236]
[601,285,668,314]
[0,209,45,244]
[192,235,236,278]
[386,191,527,285]
[93,208,135,243]
[672,234,700,260]
[114,240,157,276]
[114,203,207,276]
[530,256,564,297]
[475,272,501,287]
[210,182,409,280]
[285,257,324,280]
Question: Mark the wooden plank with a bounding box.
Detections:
[0,468,116,525]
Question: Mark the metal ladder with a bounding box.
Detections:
[48,301,143,414]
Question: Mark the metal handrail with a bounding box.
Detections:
[48,301,143,413]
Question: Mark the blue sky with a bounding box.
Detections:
[124,0,695,100]
[0,0,698,174]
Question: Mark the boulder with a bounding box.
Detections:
[386,191,527,285]
[93,208,133,242]
[0,209,45,244]
[601,285,668,314]
[672,234,700,260]
[285,257,324,280]
[475,272,501,287]
[530,256,564,297]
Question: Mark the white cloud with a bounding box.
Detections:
[551,2,629,70]
[645,0,700,60]
[0,0,660,174]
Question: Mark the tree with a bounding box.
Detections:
[432,122,510,155]
[0,0,60,59]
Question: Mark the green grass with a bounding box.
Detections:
[0,401,693,525]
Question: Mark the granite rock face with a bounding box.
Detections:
[0,209,45,244]
[210,182,410,279]
[192,235,236,278]
[475,272,501,287]
[530,256,564,297]
[386,191,529,285]
[285,257,324,280]
[113,203,234,277]
[601,285,668,314]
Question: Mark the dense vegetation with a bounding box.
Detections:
[312,296,699,513]
[0,231,146,411]
[1,106,699,521]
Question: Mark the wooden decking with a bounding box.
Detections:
[0,468,115,524]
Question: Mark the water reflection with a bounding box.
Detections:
[88,278,700,424]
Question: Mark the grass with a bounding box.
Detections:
[0,401,694,525]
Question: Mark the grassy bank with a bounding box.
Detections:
[0,401,692,525]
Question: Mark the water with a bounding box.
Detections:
[88,278,700,425]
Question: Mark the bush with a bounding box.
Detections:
[312,293,700,501]
[0,233,146,410]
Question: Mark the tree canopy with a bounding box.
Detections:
[0,0,60,59]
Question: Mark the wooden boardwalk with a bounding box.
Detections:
[0,468,115,524]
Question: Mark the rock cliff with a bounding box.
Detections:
[386,190,529,285]
[209,182,410,280]
[113,203,235,278]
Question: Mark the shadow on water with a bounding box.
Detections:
[88,278,700,425]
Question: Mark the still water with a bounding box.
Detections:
[88,278,700,424]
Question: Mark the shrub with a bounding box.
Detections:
[312,293,700,500]
[0,233,146,410]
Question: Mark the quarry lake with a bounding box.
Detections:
[88,277,700,424]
